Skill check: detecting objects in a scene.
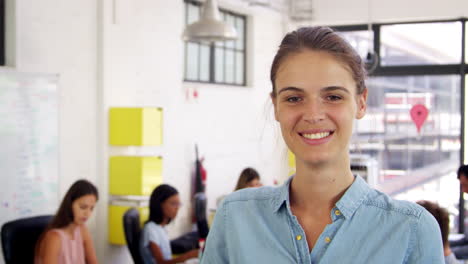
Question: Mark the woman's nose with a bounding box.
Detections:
[303,99,325,123]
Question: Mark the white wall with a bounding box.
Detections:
[99,1,286,263]
[8,0,468,263]
[10,0,99,226]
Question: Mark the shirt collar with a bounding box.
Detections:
[335,175,370,219]
[272,176,293,213]
[271,175,370,219]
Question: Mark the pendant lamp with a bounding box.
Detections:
[182,0,237,43]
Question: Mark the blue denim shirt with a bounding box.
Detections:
[201,176,444,264]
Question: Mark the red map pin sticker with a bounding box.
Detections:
[410,104,428,133]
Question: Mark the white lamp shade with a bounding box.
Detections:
[182,0,238,43]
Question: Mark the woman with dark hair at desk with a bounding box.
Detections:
[35,179,99,264]
[140,184,198,264]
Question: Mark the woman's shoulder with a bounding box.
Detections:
[142,221,164,233]
[78,224,91,240]
[42,229,63,246]
[364,188,426,219]
[223,185,280,205]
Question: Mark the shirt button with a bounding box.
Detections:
[334,210,341,216]
[296,235,302,241]
[325,237,331,243]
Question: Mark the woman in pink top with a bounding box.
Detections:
[35,179,99,264]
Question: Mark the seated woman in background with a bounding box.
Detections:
[417,200,461,264]
[140,184,198,264]
[234,167,262,191]
[35,179,99,264]
[216,167,263,207]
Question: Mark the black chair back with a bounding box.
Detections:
[194,192,209,239]
[1,215,53,264]
[123,208,143,264]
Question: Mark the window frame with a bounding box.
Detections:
[0,0,4,66]
[332,17,467,233]
[183,0,247,86]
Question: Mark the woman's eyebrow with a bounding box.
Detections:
[321,86,350,94]
[277,86,304,95]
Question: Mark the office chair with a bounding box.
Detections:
[170,192,209,254]
[1,214,53,264]
[194,192,209,239]
[123,208,144,264]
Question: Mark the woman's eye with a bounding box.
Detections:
[286,96,302,103]
[326,95,342,101]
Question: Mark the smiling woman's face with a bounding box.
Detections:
[272,50,367,167]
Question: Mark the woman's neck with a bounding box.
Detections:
[64,222,78,230]
[61,223,79,239]
[290,159,355,212]
[160,218,169,226]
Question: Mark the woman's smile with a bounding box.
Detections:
[299,130,334,145]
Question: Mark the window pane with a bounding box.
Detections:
[235,52,244,85]
[215,12,227,47]
[187,3,200,24]
[186,42,199,80]
[380,22,462,65]
[225,14,236,49]
[183,1,246,85]
[200,45,210,82]
[215,40,225,48]
[338,30,373,61]
[214,48,224,83]
[225,50,235,83]
[235,17,245,50]
[351,74,460,213]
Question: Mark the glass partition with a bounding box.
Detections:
[380,22,462,66]
[351,75,461,223]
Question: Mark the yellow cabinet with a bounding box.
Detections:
[109,107,163,146]
[109,156,163,196]
[108,204,148,245]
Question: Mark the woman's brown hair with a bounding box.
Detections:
[234,168,260,191]
[270,26,367,97]
[48,179,99,229]
[35,179,98,257]
[416,200,449,247]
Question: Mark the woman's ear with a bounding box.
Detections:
[270,92,279,121]
[356,88,367,119]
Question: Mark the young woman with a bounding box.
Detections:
[140,184,198,264]
[35,179,99,264]
[234,167,262,191]
[200,26,444,263]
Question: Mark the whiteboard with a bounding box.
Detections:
[0,70,59,231]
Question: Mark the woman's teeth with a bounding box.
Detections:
[302,132,330,139]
